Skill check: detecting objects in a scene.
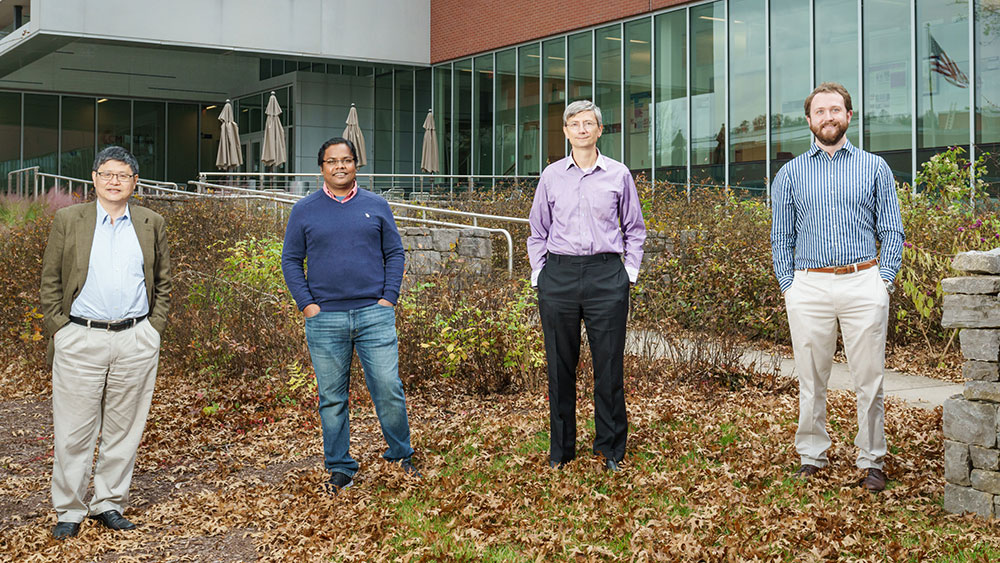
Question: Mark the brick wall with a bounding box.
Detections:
[431,0,692,63]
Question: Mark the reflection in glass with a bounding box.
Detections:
[595,24,622,161]
[519,43,541,175]
[167,103,198,183]
[0,92,21,186]
[455,59,473,176]
[770,0,811,179]
[473,55,493,176]
[415,68,432,176]
[543,38,566,166]
[61,96,95,180]
[815,0,859,147]
[625,18,652,175]
[495,50,517,176]
[976,0,1000,192]
[374,69,394,174]
[864,0,912,182]
[136,101,166,180]
[654,10,687,183]
[690,2,726,184]
[729,0,766,188]
[568,31,592,102]
[395,70,415,176]
[917,1,971,177]
[98,99,131,152]
[434,66,452,175]
[23,94,58,175]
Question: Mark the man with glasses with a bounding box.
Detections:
[41,145,171,539]
[282,137,418,493]
[528,100,646,472]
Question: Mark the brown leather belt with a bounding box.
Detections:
[804,258,878,275]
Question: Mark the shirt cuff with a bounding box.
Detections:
[778,275,794,293]
[878,268,896,283]
[625,265,639,284]
[531,269,541,287]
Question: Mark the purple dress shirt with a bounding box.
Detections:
[527,152,646,286]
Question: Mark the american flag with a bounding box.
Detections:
[929,34,969,88]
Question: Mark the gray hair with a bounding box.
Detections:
[563,100,603,127]
[93,145,139,176]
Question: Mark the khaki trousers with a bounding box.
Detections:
[51,319,160,523]
[784,266,889,470]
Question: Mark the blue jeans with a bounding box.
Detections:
[304,303,413,477]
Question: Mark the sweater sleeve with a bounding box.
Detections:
[281,203,314,311]
[380,201,405,305]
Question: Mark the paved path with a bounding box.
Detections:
[626,331,962,410]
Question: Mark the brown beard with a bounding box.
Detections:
[811,119,848,146]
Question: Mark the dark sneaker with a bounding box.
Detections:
[860,468,887,492]
[325,471,354,493]
[399,459,422,478]
[794,464,822,480]
[605,459,622,473]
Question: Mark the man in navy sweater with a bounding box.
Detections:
[281,137,418,492]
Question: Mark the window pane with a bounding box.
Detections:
[655,10,688,183]
[917,0,971,177]
[434,66,452,175]
[167,103,198,183]
[863,0,912,182]
[23,94,58,174]
[728,0,766,188]
[395,69,415,176]
[770,0,811,178]
[455,59,473,176]
[976,0,1000,193]
[690,2,726,184]
[135,101,165,180]
[519,43,541,175]
[0,92,21,187]
[98,99,131,152]
[543,38,566,167]
[625,18,652,175]
[568,31,592,102]
[495,49,517,176]
[815,0,859,147]
[474,55,493,176]
[61,96,95,180]
[595,24,622,161]
[374,69,394,174]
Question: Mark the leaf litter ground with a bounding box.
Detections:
[1,359,999,562]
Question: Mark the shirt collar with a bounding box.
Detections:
[564,149,608,172]
[96,200,130,225]
[322,181,358,203]
[808,137,856,158]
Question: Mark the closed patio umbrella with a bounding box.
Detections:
[342,103,367,168]
[216,100,243,170]
[420,109,439,174]
[261,91,287,169]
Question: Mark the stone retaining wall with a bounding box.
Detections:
[941,248,1000,518]
[399,227,492,277]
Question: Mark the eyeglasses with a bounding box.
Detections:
[565,120,598,131]
[323,158,355,167]
[95,171,136,183]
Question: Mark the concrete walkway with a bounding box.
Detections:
[626,331,963,410]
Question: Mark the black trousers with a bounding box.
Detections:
[537,252,629,464]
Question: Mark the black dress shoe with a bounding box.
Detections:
[52,521,80,539]
[89,510,137,530]
[605,459,622,472]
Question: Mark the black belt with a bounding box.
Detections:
[69,315,146,332]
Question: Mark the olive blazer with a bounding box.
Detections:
[40,201,171,363]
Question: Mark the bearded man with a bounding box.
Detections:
[770,82,904,492]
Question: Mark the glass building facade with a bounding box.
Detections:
[430,0,1000,191]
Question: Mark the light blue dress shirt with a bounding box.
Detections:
[70,201,149,321]
[770,139,905,294]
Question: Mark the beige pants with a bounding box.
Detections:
[784,266,889,470]
[51,319,160,523]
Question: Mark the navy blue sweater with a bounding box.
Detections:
[281,189,404,311]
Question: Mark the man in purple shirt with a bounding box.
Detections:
[527,100,646,472]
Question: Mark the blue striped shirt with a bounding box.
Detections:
[770,139,904,293]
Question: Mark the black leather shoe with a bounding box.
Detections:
[549,460,568,469]
[89,510,136,530]
[605,459,622,473]
[52,521,80,539]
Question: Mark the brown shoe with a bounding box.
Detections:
[860,468,887,492]
[794,464,822,479]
